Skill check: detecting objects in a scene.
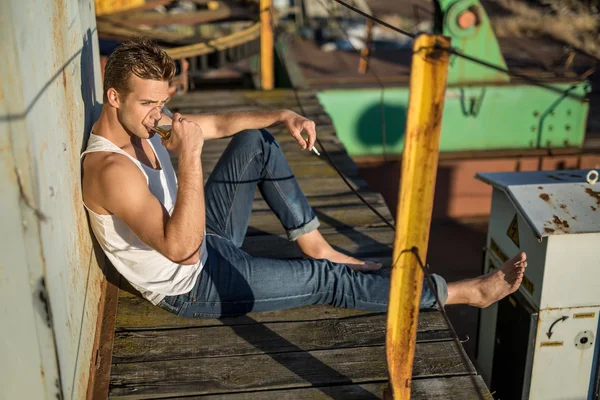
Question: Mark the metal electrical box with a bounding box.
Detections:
[475,170,600,400]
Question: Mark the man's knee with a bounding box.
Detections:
[232,129,277,150]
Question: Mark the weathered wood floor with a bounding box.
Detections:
[108,89,491,399]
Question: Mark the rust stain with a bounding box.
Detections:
[539,193,550,202]
[62,70,67,89]
[538,186,543,190]
[544,227,555,233]
[550,215,571,233]
[592,206,597,212]
[559,204,567,209]
[584,188,600,205]
[541,341,564,347]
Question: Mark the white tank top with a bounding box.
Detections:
[81,133,207,305]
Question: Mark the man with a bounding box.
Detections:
[82,37,527,319]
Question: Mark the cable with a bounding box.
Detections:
[329,0,416,39]
[267,4,395,229]
[269,10,484,394]
[329,0,590,103]
[313,0,390,159]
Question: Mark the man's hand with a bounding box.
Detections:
[162,112,204,155]
[281,110,317,151]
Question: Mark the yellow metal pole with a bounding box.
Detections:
[385,34,450,399]
[260,0,274,90]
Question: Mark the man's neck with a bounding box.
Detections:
[93,106,140,149]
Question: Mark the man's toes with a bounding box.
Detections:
[509,252,527,265]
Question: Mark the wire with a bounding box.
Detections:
[329,0,590,103]
[269,9,485,394]
[329,0,416,39]
[268,3,395,229]
[313,0,390,159]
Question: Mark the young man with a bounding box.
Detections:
[81,37,527,319]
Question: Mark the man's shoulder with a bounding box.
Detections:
[83,151,146,197]
[82,151,150,214]
[84,151,136,178]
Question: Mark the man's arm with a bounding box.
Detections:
[183,109,317,151]
[98,117,205,265]
[98,153,204,265]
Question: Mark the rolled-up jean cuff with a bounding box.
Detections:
[428,273,449,309]
[286,216,320,241]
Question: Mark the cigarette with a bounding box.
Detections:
[305,138,320,156]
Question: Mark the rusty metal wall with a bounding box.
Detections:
[0,0,104,398]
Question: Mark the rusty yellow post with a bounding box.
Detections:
[385,34,450,399]
[260,0,274,90]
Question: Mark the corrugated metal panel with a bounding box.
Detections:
[0,0,104,398]
[477,170,600,238]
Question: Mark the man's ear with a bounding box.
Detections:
[106,88,121,108]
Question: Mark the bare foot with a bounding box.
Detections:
[469,252,527,308]
[296,229,382,272]
[304,248,383,272]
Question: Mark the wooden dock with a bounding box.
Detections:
[104,89,491,399]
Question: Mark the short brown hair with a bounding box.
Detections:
[103,37,176,102]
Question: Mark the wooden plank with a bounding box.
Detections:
[88,259,120,400]
[167,89,317,106]
[175,104,328,118]
[295,176,368,197]
[109,342,475,398]
[198,175,369,197]
[115,293,447,331]
[193,169,369,197]
[196,155,360,180]
[196,132,345,156]
[251,190,386,211]
[246,203,393,236]
[112,314,453,363]
[241,225,393,259]
[163,376,491,399]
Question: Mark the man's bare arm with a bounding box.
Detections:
[98,154,204,264]
[98,116,205,265]
[183,109,317,151]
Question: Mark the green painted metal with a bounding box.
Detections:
[435,0,510,85]
[317,84,589,157]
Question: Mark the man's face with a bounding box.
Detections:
[116,74,170,139]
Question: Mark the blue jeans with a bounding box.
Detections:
[158,129,448,318]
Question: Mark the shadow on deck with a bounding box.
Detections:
[101,89,491,399]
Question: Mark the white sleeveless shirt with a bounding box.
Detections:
[81,133,207,305]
